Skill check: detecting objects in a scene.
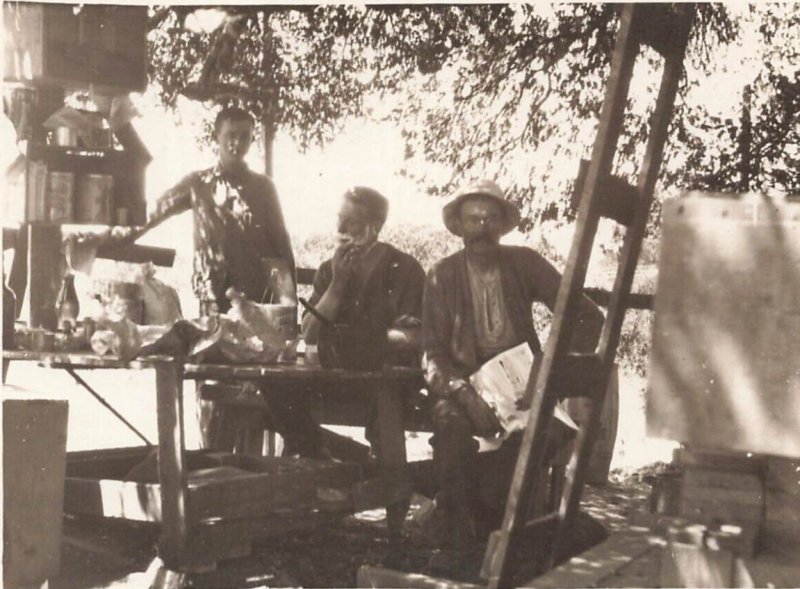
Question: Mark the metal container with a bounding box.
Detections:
[46,171,75,223]
[53,127,78,147]
[76,174,113,224]
[26,161,48,222]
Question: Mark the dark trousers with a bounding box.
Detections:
[430,399,522,547]
[261,386,323,457]
[261,386,382,458]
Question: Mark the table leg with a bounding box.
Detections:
[377,381,410,538]
[155,362,189,569]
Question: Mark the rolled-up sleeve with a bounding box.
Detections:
[150,174,193,224]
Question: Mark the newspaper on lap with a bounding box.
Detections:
[469,342,578,437]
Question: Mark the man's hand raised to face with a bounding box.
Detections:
[456,384,502,437]
[330,243,360,293]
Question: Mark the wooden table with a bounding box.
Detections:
[2,350,425,574]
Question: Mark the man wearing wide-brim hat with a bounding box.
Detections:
[420,179,604,559]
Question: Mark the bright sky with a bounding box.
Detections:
[134,94,448,249]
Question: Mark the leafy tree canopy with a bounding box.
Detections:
[148,4,799,230]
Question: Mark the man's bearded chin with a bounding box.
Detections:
[466,232,497,246]
[338,225,378,248]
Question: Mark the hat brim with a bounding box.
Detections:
[443,192,521,237]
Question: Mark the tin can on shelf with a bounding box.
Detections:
[76,174,113,224]
[116,207,129,226]
[26,161,48,222]
[53,127,79,147]
[47,171,75,223]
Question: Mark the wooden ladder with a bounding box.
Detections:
[480,5,695,588]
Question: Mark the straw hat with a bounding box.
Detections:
[442,179,521,236]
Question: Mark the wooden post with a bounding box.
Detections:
[377,381,410,537]
[259,8,277,179]
[24,223,63,329]
[261,113,275,178]
[155,361,189,568]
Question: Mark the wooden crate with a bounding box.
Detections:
[4,3,148,93]
[3,399,69,589]
[63,446,365,566]
[648,193,800,458]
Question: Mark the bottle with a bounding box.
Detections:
[55,273,80,333]
[3,279,17,349]
[260,269,279,304]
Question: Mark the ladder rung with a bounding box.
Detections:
[571,159,639,226]
[584,287,654,311]
[552,353,603,399]
[522,511,560,534]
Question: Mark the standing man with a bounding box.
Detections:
[422,180,604,551]
[265,186,425,458]
[149,106,295,315]
[148,106,295,448]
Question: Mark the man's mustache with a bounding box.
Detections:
[467,233,497,245]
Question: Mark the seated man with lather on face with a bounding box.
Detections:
[263,186,426,458]
[422,180,604,549]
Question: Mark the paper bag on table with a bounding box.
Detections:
[140,264,182,325]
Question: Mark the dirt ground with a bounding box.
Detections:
[50,467,658,589]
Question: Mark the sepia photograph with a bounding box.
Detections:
[2,2,799,588]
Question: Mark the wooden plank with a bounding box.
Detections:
[3,399,68,588]
[188,460,361,523]
[357,565,484,589]
[97,242,175,267]
[526,531,662,589]
[183,360,424,384]
[63,477,161,521]
[2,349,174,370]
[155,362,189,568]
[677,448,767,475]
[683,468,763,493]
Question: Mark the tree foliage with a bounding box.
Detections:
[148,4,797,230]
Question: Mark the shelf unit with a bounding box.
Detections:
[4,3,151,330]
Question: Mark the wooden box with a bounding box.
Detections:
[63,447,365,566]
[648,193,800,458]
[4,3,147,93]
[3,399,69,589]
